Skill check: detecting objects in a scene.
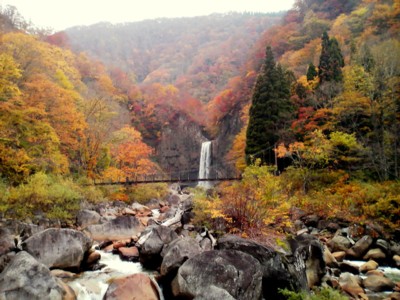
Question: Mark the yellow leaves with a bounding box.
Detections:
[0,53,21,101]
[226,126,247,172]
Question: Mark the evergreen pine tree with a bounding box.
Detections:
[245,46,293,165]
[306,62,317,81]
[318,32,344,83]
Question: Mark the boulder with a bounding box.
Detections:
[50,269,77,279]
[332,251,346,262]
[0,252,15,273]
[138,225,179,268]
[391,242,400,256]
[199,237,212,251]
[160,206,170,214]
[193,285,236,300]
[363,275,395,292]
[387,292,400,300]
[360,260,379,273]
[346,235,373,259]
[85,215,144,241]
[118,246,139,262]
[339,272,364,298]
[323,246,339,268]
[376,239,390,253]
[328,235,352,252]
[131,202,152,216]
[103,273,161,300]
[172,250,263,300]
[0,228,15,256]
[160,237,202,277]
[76,209,101,228]
[113,240,128,249]
[167,194,181,207]
[366,269,385,277]
[218,234,308,299]
[290,234,326,289]
[2,219,44,239]
[340,261,360,275]
[22,228,92,270]
[85,250,101,266]
[0,251,72,300]
[181,196,194,211]
[144,198,161,210]
[121,207,136,216]
[302,214,319,227]
[363,248,386,261]
[393,254,400,267]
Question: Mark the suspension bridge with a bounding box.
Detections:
[91,165,242,186]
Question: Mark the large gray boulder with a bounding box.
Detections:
[22,228,92,270]
[346,235,373,259]
[0,251,72,300]
[76,209,101,228]
[172,249,263,300]
[85,215,144,241]
[0,228,15,256]
[328,234,353,252]
[138,225,179,268]
[218,234,308,299]
[160,236,202,277]
[289,234,326,289]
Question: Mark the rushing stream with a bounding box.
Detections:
[344,260,400,299]
[68,250,153,300]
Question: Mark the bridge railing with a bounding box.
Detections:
[91,164,242,186]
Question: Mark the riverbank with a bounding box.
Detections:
[0,184,399,299]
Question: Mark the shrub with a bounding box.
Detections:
[218,163,291,232]
[6,172,82,221]
[279,287,348,300]
[127,183,169,204]
[192,186,231,231]
[0,178,10,215]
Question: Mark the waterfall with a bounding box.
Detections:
[198,141,212,188]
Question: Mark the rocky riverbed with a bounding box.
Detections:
[0,184,399,300]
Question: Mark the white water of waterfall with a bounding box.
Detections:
[198,141,212,188]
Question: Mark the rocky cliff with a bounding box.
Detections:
[156,114,208,179]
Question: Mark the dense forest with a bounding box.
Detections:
[0,0,399,235]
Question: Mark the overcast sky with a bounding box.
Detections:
[1,0,295,31]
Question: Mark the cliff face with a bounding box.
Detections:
[156,102,243,180]
[213,104,243,177]
[156,115,208,179]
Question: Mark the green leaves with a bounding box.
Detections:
[318,32,344,83]
[245,46,294,165]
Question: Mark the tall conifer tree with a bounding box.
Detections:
[306,62,317,81]
[245,46,292,165]
[318,32,344,83]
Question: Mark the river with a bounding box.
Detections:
[68,249,155,299]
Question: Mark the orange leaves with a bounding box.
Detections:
[109,126,157,178]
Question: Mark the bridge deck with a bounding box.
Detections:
[91,176,242,186]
